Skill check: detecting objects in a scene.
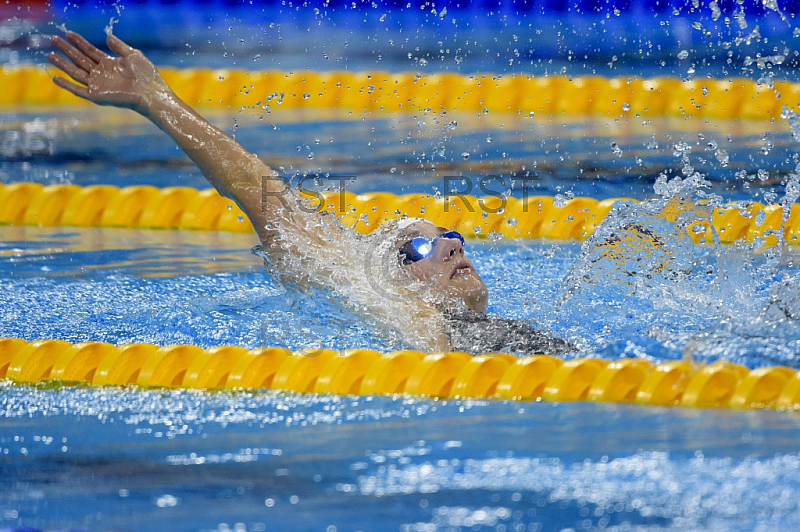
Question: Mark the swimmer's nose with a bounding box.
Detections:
[439,236,464,260]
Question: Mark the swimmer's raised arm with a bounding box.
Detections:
[47,31,279,243]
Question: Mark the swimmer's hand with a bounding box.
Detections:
[48,30,282,247]
[48,31,169,114]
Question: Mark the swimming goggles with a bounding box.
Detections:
[398,231,466,265]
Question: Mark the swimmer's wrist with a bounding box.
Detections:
[137,83,178,117]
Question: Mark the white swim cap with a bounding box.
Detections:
[396,217,427,230]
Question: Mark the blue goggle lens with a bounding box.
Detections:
[399,231,466,265]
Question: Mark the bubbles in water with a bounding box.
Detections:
[156,494,179,508]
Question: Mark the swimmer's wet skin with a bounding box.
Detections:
[48,30,572,355]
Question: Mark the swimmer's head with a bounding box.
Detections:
[393,219,488,313]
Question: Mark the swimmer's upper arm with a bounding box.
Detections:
[147,81,353,254]
[138,87,293,245]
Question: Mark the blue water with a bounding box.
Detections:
[6,0,800,81]
[2,107,797,203]
[4,385,800,531]
[3,86,800,532]
[5,0,800,530]
[2,214,800,530]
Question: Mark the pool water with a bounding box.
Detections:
[3,107,798,203]
[2,164,800,531]
[5,2,800,529]
[3,105,800,530]
[4,383,800,531]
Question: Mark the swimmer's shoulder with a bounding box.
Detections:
[444,309,573,356]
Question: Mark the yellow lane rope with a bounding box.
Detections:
[1,338,798,411]
[0,181,797,245]
[0,65,794,118]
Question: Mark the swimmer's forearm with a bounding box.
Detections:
[140,88,268,199]
[139,87,285,241]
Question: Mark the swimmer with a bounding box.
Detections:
[47,30,572,355]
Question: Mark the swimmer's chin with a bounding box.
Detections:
[434,284,489,314]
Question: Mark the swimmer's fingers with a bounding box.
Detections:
[51,76,90,101]
[106,33,136,58]
[50,35,94,73]
[47,51,89,85]
[65,31,108,64]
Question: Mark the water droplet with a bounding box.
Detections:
[678,50,689,60]
[461,152,470,160]
[715,149,730,167]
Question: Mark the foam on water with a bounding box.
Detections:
[552,143,800,365]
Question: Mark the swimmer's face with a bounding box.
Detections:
[395,221,488,313]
